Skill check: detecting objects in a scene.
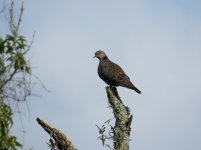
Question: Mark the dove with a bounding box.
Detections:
[94,50,141,94]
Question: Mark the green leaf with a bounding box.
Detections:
[6,34,15,41]
[0,37,5,54]
[6,45,14,53]
[19,35,26,42]
[25,66,32,74]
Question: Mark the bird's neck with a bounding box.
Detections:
[101,56,109,61]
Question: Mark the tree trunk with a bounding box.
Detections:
[106,86,132,150]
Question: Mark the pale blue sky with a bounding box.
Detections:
[1,0,201,150]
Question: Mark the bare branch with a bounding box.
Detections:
[16,1,24,34]
[9,0,24,37]
[0,68,17,90]
[9,1,16,34]
[36,118,77,150]
[23,31,36,55]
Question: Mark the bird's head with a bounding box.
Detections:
[93,50,108,60]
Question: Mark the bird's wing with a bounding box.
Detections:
[99,60,128,85]
[109,62,128,84]
[113,69,125,83]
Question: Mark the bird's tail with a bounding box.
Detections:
[123,82,142,94]
[132,86,142,94]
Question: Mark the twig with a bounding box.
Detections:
[0,68,17,90]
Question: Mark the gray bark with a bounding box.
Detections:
[106,86,132,150]
[36,118,77,150]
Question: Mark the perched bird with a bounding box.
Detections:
[94,50,141,94]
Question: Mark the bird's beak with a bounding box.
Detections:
[93,56,96,58]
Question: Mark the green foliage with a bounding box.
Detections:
[0,37,5,73]
[0,34,31,74]
[0,96,22,150]
[0,1,34,149]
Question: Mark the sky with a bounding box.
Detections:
[1,0,201,150]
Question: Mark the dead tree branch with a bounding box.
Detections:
[106,86,133,150]
[36,118,77,150]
